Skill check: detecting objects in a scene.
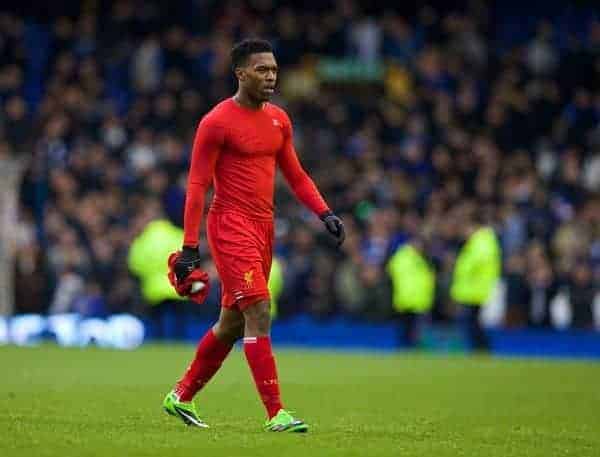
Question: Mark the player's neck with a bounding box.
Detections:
[233,92,264,111]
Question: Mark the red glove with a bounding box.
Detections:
[167,251,210,304]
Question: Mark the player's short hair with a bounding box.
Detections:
[231,39,273,71]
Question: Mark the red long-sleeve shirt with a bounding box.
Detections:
[183,98,330,246]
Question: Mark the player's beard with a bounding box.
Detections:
[243,79,275,105]
[257,88,273,103]
[257,81,275,102]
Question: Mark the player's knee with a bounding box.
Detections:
[243,300,271,336]
[231,320,245,341]
[213,318,244,344]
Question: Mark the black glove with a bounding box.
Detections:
[174,246,202,282]
[320,211,345,247]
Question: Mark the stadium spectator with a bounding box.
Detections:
[0,2,597,338]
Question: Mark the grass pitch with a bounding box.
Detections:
[1,344,599,457]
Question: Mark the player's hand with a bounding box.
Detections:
[168,250,210,304]
[174,246,202,282]
[320,211,345,247]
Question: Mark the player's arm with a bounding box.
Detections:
[277,116,345,246]
[176,117,224,281]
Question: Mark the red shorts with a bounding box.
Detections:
[206,211,274,310]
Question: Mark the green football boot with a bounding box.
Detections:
[163,391,208,428]
[264,409,308,433]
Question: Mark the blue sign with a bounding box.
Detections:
[0,314,145,350]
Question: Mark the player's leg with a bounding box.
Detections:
[242,298,308,432]
[163,306,244,427]
[175,306,243,398]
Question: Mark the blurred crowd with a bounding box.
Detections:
[1,0,599,329]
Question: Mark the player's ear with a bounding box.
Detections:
[234,66,246,82]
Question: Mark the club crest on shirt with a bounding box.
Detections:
[243,269,254,288]
[272,118,281,127]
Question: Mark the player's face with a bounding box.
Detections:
[240,52,278,102]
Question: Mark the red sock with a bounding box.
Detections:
[243,336,283,419]
[174,329,232,401]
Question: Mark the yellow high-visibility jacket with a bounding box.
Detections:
[268,257,283,318]
[128,219,184,305]
[387,244,435,313]
[450,227,501,306]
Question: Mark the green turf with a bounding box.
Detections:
[1,344,599,457]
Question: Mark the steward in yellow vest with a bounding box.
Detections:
[387,241,435,347]
[451,225,501,350]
